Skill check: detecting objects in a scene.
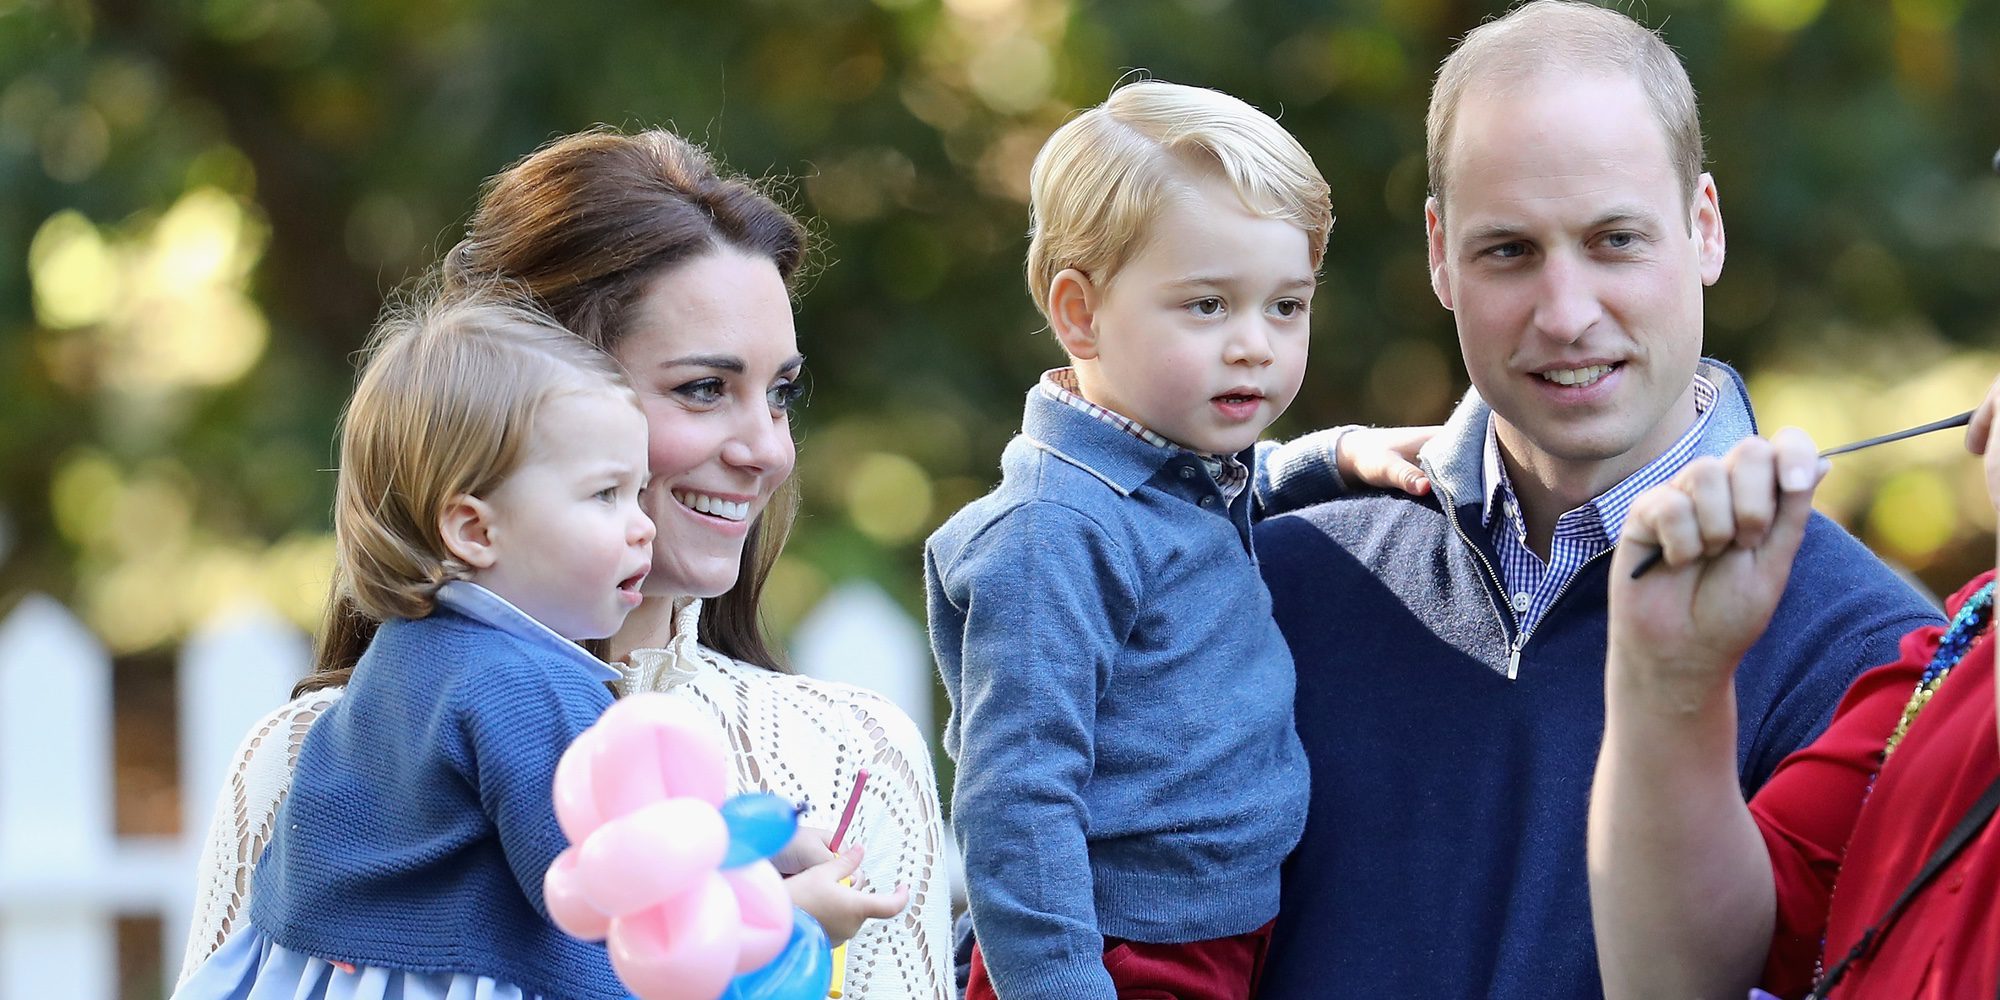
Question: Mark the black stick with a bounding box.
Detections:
[1628,409,1975,579]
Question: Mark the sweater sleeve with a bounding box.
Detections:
[938,500,1139,1000]
[1744,618,1936,793]
[1749,620,1943,995]
[448,654,613,920]
[1739,526,1947,793]
[1252,426,1358,520]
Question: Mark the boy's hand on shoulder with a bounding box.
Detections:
[1338,425,1436,496]
[783,843,910,945]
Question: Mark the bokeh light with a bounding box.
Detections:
[29,186,271,401]
[846,451,937,545]
[1867,468,1958,566]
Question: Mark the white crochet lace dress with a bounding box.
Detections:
[177,599,954,1000]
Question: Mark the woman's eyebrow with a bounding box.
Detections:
[663,353,806,374]
[663,353,744,372]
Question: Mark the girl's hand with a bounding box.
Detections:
[769,825,835,876]
[783,843,910,945]
[1338,425,1436,496]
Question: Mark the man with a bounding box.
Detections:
[1251,3,1943,997]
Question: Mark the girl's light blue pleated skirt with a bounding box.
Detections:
[174,925,536,1000]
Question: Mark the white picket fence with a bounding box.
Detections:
[0,596,309,1000]
[0,583,936,1000]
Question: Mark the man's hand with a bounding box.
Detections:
[1608,427,1824,710]
[1337,425,1437,496]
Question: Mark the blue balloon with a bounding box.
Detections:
[719,793,798,868]
[723,909,833,1000]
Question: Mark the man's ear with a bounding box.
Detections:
[1425,196,1454,311]
[439,494,500,570]
[1047,267,1101,361]
[1691,172,1726,286]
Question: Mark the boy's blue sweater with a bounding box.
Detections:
[249,583,629,1000]
[926,386,1310,1000]
[1251,360,1945,999]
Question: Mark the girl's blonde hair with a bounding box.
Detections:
[334,285,634,622]
[1025,79,1334,321]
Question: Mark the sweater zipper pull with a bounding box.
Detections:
[1507,638,1524,681]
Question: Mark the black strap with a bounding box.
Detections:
[1805,773,2000,999]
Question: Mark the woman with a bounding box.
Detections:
[179,128,953,999]
[1589,375,2000,998]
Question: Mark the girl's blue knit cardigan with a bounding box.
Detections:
[249,582,632,1000]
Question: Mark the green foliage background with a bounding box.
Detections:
[7,0,2000,716]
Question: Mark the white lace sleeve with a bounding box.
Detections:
[836,687,954,1000]
[175,687,345,987]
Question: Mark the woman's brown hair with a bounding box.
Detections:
[299,128,808,695]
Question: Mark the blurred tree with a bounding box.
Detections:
[2,0,1998,696]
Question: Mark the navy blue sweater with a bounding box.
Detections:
[1252,361,1943,999]
[927,386,1309,999]
[250,583,629,1000]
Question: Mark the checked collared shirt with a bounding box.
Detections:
[1482,374,1718,636]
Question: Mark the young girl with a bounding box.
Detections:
[174,288,654,1000]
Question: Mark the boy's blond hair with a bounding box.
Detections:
[1025,79,1333,321]
[333,284,635,623]
[1427,0,1702,218]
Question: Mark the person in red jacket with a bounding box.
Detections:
[1590,372,2000,999]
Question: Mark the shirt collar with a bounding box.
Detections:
[435,580,622,683]
[1033,367,1249,501]
[1480,373,1720,542]
[1040,368,1178,451]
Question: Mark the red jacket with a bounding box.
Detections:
[1754,570,2000,998]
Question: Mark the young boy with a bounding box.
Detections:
[925,80,1334,1000]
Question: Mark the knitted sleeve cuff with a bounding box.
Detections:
[1254,424,1362,518]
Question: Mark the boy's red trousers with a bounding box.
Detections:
[963,919,1275,1000]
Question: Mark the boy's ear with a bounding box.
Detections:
[439,494,500,570]
[1424,196,1454,312]
[1046,267,1101,361]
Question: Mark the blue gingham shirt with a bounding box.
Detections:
[1040,367,1249,505]
[1483,375,1717,636]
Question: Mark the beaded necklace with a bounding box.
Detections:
[1881,579,1995,762]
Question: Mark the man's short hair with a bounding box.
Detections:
[1025,79,1333,321]
[1426,0,1703,216]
